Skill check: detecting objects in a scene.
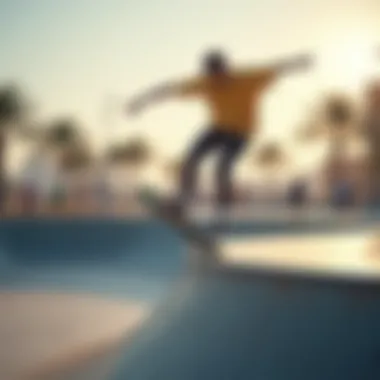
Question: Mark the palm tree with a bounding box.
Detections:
[0,84,30,213]
[122,137,152,169]
[297,94,357,152]
[253,142,287,203]
[43,118,85,210]
[254,142,286,172]
[44,117,81,149]
[106,136,152,195]
[324,94,357,155]
[60,143,93,172]
[44,117,90,176]
[296,94,359,204]
[107,137,151,166]
[322,95,357,195]
[61,142,94,212]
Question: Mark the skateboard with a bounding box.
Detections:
[138,187,220,257]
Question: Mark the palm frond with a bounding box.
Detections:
[44,118,81,148]
[254,142,286,169]
[0,84,28,129]
[105,137,152,166]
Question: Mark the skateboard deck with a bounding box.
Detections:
[138,187,219,256]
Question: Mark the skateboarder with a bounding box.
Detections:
[127,49,313,215]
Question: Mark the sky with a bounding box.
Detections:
[1,0,380,181]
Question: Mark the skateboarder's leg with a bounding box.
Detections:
[215,134,246,209]
[179,129,222,205]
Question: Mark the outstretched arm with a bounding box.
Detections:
[126,78,203,116]
[244,53,314,92]
[126,82,180,116]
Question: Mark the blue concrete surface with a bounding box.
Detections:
[100,215,380,380]
[111,272,380,380]
[0,218,186,301]
[0,216,376,301]
[2,216,380,379]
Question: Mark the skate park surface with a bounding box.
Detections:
[2,212,380,379]
[0,218,184,379]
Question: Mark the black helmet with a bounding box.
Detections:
[202,49,228,75]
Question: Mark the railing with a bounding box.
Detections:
[2,184,373,219]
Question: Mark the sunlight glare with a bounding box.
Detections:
[324,36,379,92]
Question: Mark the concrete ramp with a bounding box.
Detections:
[0,219,185,301]
[111,270,380,380]
[3,218,380,379]
[111,229,380,380]
[0,218,184,379]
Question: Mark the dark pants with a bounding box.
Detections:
[180,128,247,207]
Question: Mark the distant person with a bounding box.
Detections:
[363,82,380,205]
[127,49,313,216]
[19,148,58,214]
[330,179,355,209]
[287,178,308,208]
